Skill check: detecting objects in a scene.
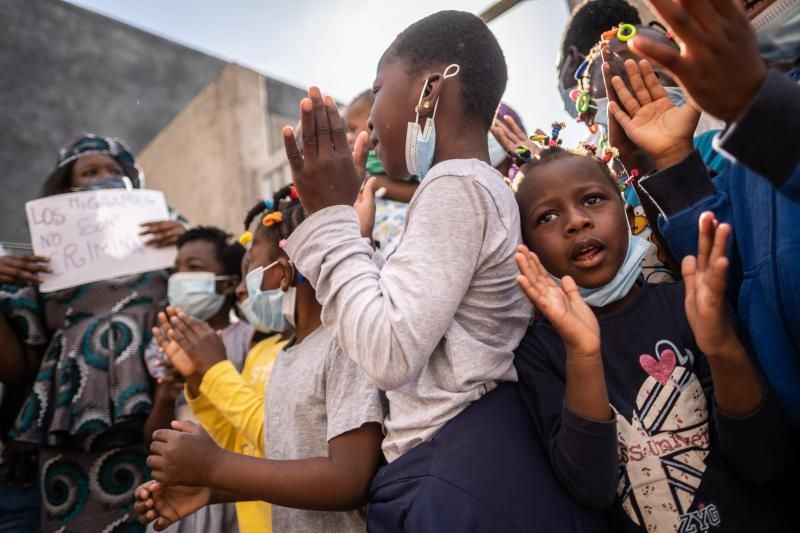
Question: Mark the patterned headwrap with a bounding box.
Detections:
[56,133,143,188]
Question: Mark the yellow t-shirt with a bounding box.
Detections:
[186,334,285,533]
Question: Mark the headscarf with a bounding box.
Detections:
[57,133,143,188]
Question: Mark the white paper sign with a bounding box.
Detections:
[25,189,177,293]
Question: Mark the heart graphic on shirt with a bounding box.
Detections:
[639,349,677,385]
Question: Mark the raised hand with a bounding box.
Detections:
[629,0,765,123]
[515,245,601,357]
[135,480,211,531]
[608,59,700,170]
[148,421,221,487]
[139,221,186,248]
[681,212,737,356]
[0,255,51,285]
[354,177,377,240]
[165,309,227,376]
[153,311,196,378]
[283,87,370,215]
[490,115,541,160]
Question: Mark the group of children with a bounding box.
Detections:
[1,1,794,532]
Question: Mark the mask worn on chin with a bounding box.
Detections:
[245,261,296,333]
[752,0,800,64]
[72,175,133,192]
[405,64,460,180]
[168,272,230,321]
[550,230,651,308]
[239,296,273,333]
[592,97,609,130]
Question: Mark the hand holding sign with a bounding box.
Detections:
[0,255,52,286]
[26,189,176,292]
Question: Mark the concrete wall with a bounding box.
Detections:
[0,0,225,243]
[138,64,271,236]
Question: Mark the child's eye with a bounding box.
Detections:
[584,194,604,206]
[537,212,557,225]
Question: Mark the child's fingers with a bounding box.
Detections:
[352,131,369,179]
[503,114,526,141]
[645,0,707,50]
[677,0,723,34]
[639,60,669,102]
[608,101,634,132]
[169,315,194,346]
[515,252,538,282]
[610,76,641,116]
[324,96,350,154]
[628,36,688,82]
[309,87,333,156]
[149,440,166,456]
[146,455,166,474]
[623,58,653,106]
[155,517,172,531]
[681,256,697,296]
[171,420,199,434]
[283,126,304,178]
[299,97,316,160]
[157,312,172,334]
[561,275,584,303]
[151,429,173,444]
[696,212,715,272]
[708,223,731,267]
[707,256,729,297]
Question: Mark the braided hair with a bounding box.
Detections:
[243,184,308,249]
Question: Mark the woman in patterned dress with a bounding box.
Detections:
[0,134,186,532]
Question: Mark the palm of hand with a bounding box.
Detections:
[623,100,696,159]
[542,286,601,355]
[684,272,728,354]
[163,340,196,377]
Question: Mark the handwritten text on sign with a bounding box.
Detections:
[26,189,176,292]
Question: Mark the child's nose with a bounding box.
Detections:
[565,211,593,234]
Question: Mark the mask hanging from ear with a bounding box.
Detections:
[405,64,460,180]
[752,0,800,64]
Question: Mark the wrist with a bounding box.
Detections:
[702,336,747,362]
[197,356,225,376]
[653,142,693,170]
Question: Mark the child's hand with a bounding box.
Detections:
[490,115,541,161]
[135,480,211,531]
[608,59,700,170]
[682,212,738,357]
[354,176,377,240]
[164,309,227,376]
[629,0,766,124]
[154,371,185,404]
[154,312,196,378]
[148,421,220,487]
[515,246,601,357]
[283,87,369,215]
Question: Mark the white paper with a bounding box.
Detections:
[25,189,177,292]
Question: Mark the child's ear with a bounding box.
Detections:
[276,258,294,292]
[417,73,444,118]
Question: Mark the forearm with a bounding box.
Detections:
[705,340,764,417]
[144,396,176,445]
[207,451,370,511]
[564,350,612,422]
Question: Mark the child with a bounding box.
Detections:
[142,226,246,533]
[611,0,800,432]
[344,89,419,253]
[136,185,385,533]
[511,138,794,531]
[281,10,607,531]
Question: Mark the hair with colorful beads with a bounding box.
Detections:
[241,184,307,247]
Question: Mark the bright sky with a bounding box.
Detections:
[65,0,583,146]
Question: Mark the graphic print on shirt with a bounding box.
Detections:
[614,340,719,532]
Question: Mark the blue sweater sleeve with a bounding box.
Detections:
[714,69,800,197]
[514,329,619,510]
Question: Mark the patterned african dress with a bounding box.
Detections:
[1,270,167,533]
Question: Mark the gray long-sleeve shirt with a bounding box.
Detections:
[285,159,532,461]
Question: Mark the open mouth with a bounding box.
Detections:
[570,238,606,268]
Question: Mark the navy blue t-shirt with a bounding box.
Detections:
[514,282,794,533]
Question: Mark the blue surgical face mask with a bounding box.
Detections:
[487,133,508,168]
[405,64,460,180]
[551,231,651,308]
[168,272,230,320]
[245,261,296,333]
[664,86,686,107]
[239,296,273,333]
[72,175,133,192]
[753,0,800,64]
[593,97,609,130]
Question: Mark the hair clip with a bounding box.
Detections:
[238,231,253,246]
[262,212,283,227]
[264,199,274,210]
[624,169,640,185]
[515,145,532,163]
[549,122,566,148]
[602,146,620,163]
[617,23,637,42]
[289,186,299,201]
[530,134,548,143]
[583,143,598,156]
[601,27,619,41]
[278,239,288,249]
[576,92,592,115]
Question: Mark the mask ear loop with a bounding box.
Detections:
[415,64,461,123]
